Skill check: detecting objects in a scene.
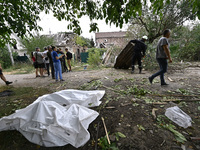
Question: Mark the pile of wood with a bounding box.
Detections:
[114,42,134,69]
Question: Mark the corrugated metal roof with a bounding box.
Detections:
[95,31,127,39]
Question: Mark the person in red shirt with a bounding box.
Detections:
[31,52,39,77]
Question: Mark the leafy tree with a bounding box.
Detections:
[0,0,200,47]
[87,48,106,66]
[20,34,55,55]
[128,0,197,43]
[75,36,94,48]
[170,24,200,61]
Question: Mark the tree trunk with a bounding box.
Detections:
[7,43,14,66]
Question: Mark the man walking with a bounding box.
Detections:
[149,29,172,86]
[130,36,148,74]
[0,63,12,85]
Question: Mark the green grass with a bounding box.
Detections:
[4,62,34,74]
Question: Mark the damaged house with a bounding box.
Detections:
[95,31,128,48]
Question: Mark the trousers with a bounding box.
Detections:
[151,58,168,84]
[53,61,62,80]
[50,62,55,79]
[132,53,142,71]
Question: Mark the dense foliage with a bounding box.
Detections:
[20,34,55,55]
[170,24,200,61]
[75,36,94,48]
[128,0,196,43]
[0,0,200,47]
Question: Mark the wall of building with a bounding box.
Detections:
[96,37,128,49]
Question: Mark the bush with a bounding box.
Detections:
[87,48,106,66]
[0,47,12,68]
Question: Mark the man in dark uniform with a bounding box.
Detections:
[130,36,148,74]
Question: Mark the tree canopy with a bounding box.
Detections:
[128,0,197,43]
[75,36,94,48]
[0,0,200,46]
[20,34,55,55]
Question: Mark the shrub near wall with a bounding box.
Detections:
[87,48,106,66]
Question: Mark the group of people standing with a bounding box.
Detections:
[0,29,172,86]
[31,46,72,82]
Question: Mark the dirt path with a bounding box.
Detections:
[2,64,200,91]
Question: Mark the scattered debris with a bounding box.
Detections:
[105,106,115,109]
[160,140,166,146]
[157,116,187,143]
[104,76,109,79]
[152,108,158,119]
[168,77,174,82]
[190,137,200,140]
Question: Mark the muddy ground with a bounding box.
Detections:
[0,62,200,150]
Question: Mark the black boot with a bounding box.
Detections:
[161,82,169,86]
[131,66,135,74]
[139,69,142,74]
[148,77,153,84]
[6,81,12,85]
[139,66,142,74]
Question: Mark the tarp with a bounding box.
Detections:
[0,89,105,147]
[114,42,134,69]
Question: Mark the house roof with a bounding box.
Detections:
[95,31,127,39]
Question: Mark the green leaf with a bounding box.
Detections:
[117,132,126,138]
[166,124,187,143]
[137,125,145,131]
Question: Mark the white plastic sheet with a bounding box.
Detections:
[165,106,192,128]
[0,89,105,147]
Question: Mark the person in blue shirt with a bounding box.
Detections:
[51,46,65,82]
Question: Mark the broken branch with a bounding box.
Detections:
[101,117,111,145]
